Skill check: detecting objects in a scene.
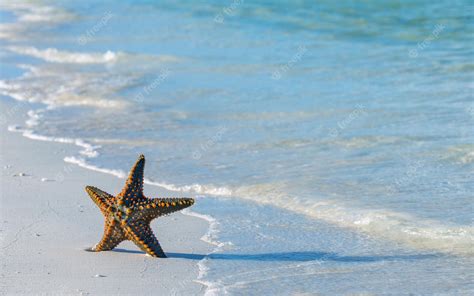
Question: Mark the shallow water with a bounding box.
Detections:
[190,198,473,295]
[1,0,473,294]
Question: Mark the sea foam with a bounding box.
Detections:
[0,63,131,109]
[0,2,75,40]
[232,184,474,256]
[8,46,119,64]
[181,208,231,296]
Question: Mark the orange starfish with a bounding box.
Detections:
[85,154,194,257]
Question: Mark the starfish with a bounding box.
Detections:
[85,154,194,258]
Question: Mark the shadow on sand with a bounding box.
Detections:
[111,249,440,262]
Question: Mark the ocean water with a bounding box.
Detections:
[1,0,473,294]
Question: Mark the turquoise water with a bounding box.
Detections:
[1,1,473,294]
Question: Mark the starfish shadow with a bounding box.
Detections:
[105,249,441,262]
[112,248,147,255]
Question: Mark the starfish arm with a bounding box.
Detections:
[118,154,147,207]
[124,220,166,258]
[92,220,126,251]
[128,198,195,222]
[148,197,194,219]
[85,186,115,215]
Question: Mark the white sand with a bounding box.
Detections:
[0,102,213,295]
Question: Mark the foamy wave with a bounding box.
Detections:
[8,124,100,159]
[145,179,232,197]
[26,109,41,127]
[328,136,404,149]
[7,45,180,67]
[460,152,474,164]
[182,209,230,296]
[233,184,474,256]
[0,2,75,40]
[17,6,74,24]
[52,93,127,109]
[0,64,131,109]
[55,152,232,197]
[0,2,75,24]
[64,156,126,179]
[8,46,120,64]
[443,145,474,164]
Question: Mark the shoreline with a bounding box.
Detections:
[4,99,473,257]
[0,98,215,295]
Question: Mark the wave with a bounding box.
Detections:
[0,2,75,40]
[8,45,181,65]
[144,179,232,197]
[0,64,131,109]
[232,183,474,256]
[0,2,75,24]
[1,44,183,110]
[64,156,126,178]
[8,124,100,159]
[8,46,120,64]
[443,145,474,164]
[182,209,231,296]
[61,154,232,197]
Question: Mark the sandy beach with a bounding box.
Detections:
[0,100,213,295]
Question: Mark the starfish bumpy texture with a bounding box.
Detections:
[85,154,194,258]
